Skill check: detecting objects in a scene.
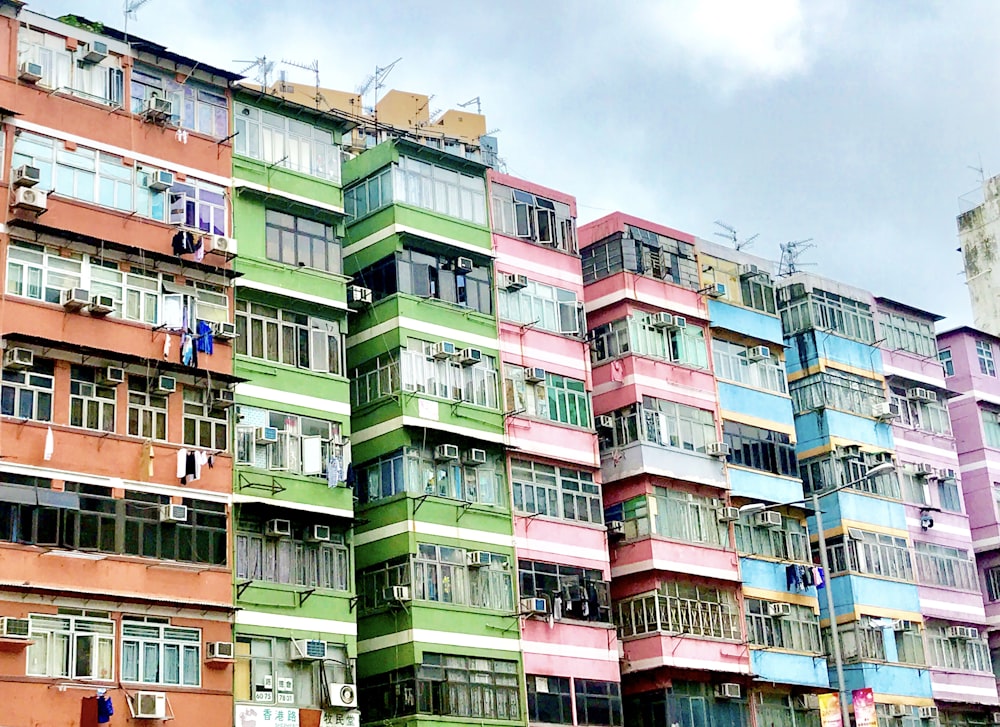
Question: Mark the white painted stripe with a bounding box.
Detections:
[343,223,494,259]
[625,654,749,674]
[593,373,717,405]
[350,415,506,446]
[905,518,971,538]
[514,536,610,565]
[358,629,520,654]
[891,438,962,457]
[494,252,584,287]
[235,383,351,417]
[950,389,1000,408]
[585,290,704,321]
[612,558,740,582]
[959,456,1000,473]
[917,598,985,618]
[232,494,353,520]
[354,520,514,548]
[505,427,599,468]
[882,364,946,390]
[15,119,232,188]
[929,681,999,698]
[346,316,499,350]
[235,277,349,312]
[499,340,589,376]
[233,179,345,215]
[236,609,357,636]
[521,640,619,662]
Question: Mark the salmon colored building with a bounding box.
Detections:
[0,3,241,724]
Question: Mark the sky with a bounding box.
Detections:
[29,0,1000,326]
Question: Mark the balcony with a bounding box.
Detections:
[600,440,726,488]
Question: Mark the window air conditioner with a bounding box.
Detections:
[255,426,279,445]
[706,441,731,457]
[521,597,549,615]
[327,683,358,709]
[213,321,238,340]
[434,444,460,460]
[871,401,895,421]
[154,375,177,394]
[914,462,934,477]
[211,389,235,409]
[462,448,488,465]
[142,96,172,123]
[61,287,90,312]
[906,387,937,403]
[89,295,115,316]
[306,524,331,542]
[265,519,292,538]
[707,282,727,298]
[81,41,108,64]
[0,617,30,639]
[767,602,792,618]
[717,506,740,523]
[18,61,43,83]
[947,626,978,640]
[384,585,411,602]
[738,263,760,279]
[347,285,372,308]
[606,520,625,538]
[207,641,235,660]
[458,348,482,366]
[100,367,126,385]
[12,165,41,188]
[13,187,48,213]
[291,639,327,660]
[133,691,167,719]
[794,694,819,711]
[502,273,528,291]
[467,551,492,567]
[715,683,741,699]
[147,170,174,191]
[754,511,783,528]
[430,341,456,359]
[454,256,474,273]
[4,347,34,370]
[888,705,908,718]
[672,315,688,328]
[748,345,771,361]
[918,706,938,720]
[652,312,676,329]
[158,504,188,523]
[597,415,615,429]
[524,367,546,383]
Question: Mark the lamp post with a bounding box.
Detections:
[740,461,895,727]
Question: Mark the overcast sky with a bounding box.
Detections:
[30,0,1000,326]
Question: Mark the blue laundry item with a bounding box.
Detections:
[180,332,198,367]
[97,694,114,724]
[195,319,214,354]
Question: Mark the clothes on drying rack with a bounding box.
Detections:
[195,319,214,355]
[176,448,211,485]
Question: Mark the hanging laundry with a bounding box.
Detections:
[141,440,155,479]
[345,463,356,492]
[786,564,804,591]
[180,332,198,367]
[43,426,54,461]
[96,693,114,725]
[327,455,344,488]
[176,448,188,482]
[192,236,206,263]
[813,566,826,589]
[195,320,214,355]
[802,566,815,587]
[171,229,197,255]
[163,333,172,359]
[611,359,625,383]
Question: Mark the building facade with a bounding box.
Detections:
[957,176,1000,338]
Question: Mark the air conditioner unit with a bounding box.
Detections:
[209,236,238,256]
[291,639,327,661]
[255,426,278,445]
[715,683,741,699]
[158,504,188,523]
[454,256,474,272]
[607,520,625,538]
[327,683,358,709]
[521,597,549,615]
[18,61,43,83]
[767,602,792,618]
[434,443,460,460]
[100,367,126,386]
[81,40,108,64]
[154,375,176,394]
[891,619,908,632]
[906,387,937,403]
[652,312,676,329]
[12,165,41,188]
[597,415,615,429]
[463,448,487,465]
[707,282,727,298]
[213,321,238,340]
[871,401,895,421]
[918,706,938,719]
[524,366,546,383]
[754,511,783,528]
[717,506,741,523]
[429,341,455,359]
[888,705,909,718]
[706,441,731,457]
[4,347,34,370]
[13,187,48,213]
[207,641,235,660]
[142,96,173,123]
[147,170,174,191]
[134,691,167,719]
[502,273,528,291]
[0,617,30,639]
[738,263,760,279]
[89,295,115,316]
[794,694,819,711]
[948,626,979,640]
[384,585,411,602]
[748,345,771,361]
[265,519,292,538]
[467,551,492,567]
[672,315,688,328]
[60,287,90,311]
[347,285,372,308]
[938,468,957,481]
[914,462,934,477]
[306,524,331,542]
[458,348,482,366]
[211,389,235,409]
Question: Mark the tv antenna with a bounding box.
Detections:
[778,238,816,277]
[234,56,275,89]
[123,0,153,41]
[713,220,759,251]
[282,58,320,108]
[356,57,402,114]
[458,96,482,115]
[968,153,986,184]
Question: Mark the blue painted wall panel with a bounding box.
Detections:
[709,300,784,345]
[741,557,818,599]
[841,663,933,699]
[793,410,893,452]
[823,575,921,616]
[728,467,803,503]
[718,383,795,428]
[784,330,884,376]
[820,490,909,531]
[751,649,829,688]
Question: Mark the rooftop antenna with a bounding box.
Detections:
[282,58,320,108]
[458,96,482,115]
[778,238,815,277]
[357,57,402,115]
[233,56,275,89]
[713,220,759,251]
[123,0,153,43]
[968,153,986,184]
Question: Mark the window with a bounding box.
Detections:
[800,454,901,499]
[789,370,886,417]
[0,475,68,546]
[1,357,54,421]
[983,409,1000,449]
[121,619,200,686]
[127,376,168,440]
[598,400,718,455]
[234,103,341,182]
[169,181,226,236]
[829,617,925,666]
[605,489,727,547]
[357,446,502,507]
[527,675,572,724]
[69,365,116,432]
[591,314,709,369]
[723,422,799,477]
[808,289,876,342]
[939,348,955,376]
[643,681,750,727]
[987,566,1000,602]
[130,65,228,137]
[615,582,741,640]
[734,513,810,562]
[576,679,623,727]
[519,560,611,623]
[27,613,114,680]
[235,407,343,478]
[359,654,519,721]
[344,166,392,220]
[938,479,962,512]
[740,273,776,315]
[745,599,821,653]
[755,695,815,727]
[6,241,82,304]
[978,340,997,377]
[182,388,229,450]
[712,338,787,393]
[879,311,936,357]
[394,156,487,225]
[546,373,592,428]
[264,210,341,274]
[510,459,602,524]
[235,301,345,376]
[824,530,913,581]
[889,387,951,435]
[581,226,699,289]
[18,28,123,105]
[236,518,349,591]
[497,277,583,336]
[354,249,492,315]
[491,183,576,253]
[235,636,350,708]
[915,542,977,591]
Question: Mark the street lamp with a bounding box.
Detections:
[739,461,895,727]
